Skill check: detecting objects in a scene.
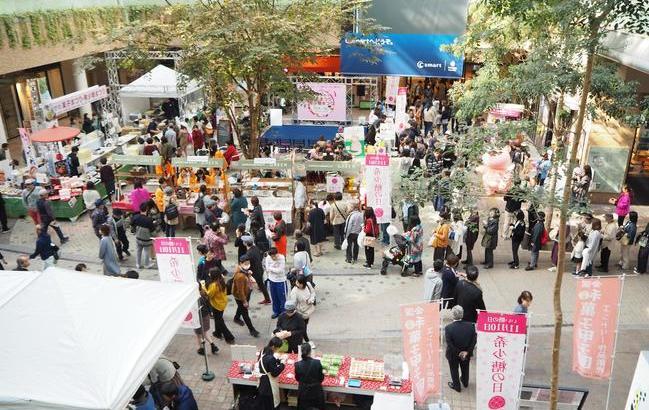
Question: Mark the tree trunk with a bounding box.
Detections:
[549,51,595,410]
[545,91,564,229]
[247,92,261,159]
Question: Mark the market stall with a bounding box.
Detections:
[228,353,412,408]
[110,154,164,212]
[119,65,204,125]
[230,159,294,225]
[0,268,198,410]
[301,160,361,200]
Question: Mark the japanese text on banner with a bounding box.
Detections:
[476,311,528,410]
[364,154,391,224]
[400,302,441,403]
[572,277,622,379]
[154,237,200,328]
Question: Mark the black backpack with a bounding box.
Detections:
[194,195,206,214]
[226,277,234,295]
[165,201,179,220]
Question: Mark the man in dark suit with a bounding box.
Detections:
[445,305,477,392]
[454,265,486,323]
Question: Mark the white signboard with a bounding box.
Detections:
[43,85,108,118]
[153,237,200,329]
[385,76,400,106]
[625,351,649,410]
[326,174,345,193]
[269,109,283,126]
[364,155,391,224]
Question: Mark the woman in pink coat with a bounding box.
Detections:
[130,180,152,213]
[614,184,632,226]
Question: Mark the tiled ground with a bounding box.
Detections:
[2,201,649,409]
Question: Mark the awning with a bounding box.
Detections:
[30,126,80,143]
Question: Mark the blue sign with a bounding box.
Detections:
[340,33,463,78]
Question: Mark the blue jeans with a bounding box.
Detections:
[267,280,288,316]
[380,223,390,245]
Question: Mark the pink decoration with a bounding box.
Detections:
[476,150,513,195]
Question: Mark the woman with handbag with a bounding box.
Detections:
[163,187,179,238]
[290,275,317,345]
[308,200,326,257]
[256,337,286,410]
[618,211,638,270]
[431,211,452,261]
[363,207,380,268]
[613,185,632,226]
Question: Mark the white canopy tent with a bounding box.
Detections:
[119,64,204,123]
[0,268,198,410]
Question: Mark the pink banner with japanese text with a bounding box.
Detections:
[154,237,200,328]
[400,302,441,404]
[364,154,391,224]
[572,276,622,379]
[297,82,346,122]
[476,311,528,410]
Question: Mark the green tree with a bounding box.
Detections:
[113,0,372,158]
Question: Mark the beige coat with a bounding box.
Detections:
[329,200,348,225]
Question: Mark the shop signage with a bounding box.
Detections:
[42,85,108,118]
[364,154,391,223]
[572,276,622,379]
[18,128,37,167]
[385,76,400,105]
[400,301,441,403]
[341,33,464,78]
[172,156,224,168]
[154,237,200,329]
[343,126,365,158]
[254,157,277,166]
[625,351,649,410]
[230,159,292,170]
[297,82,347,122]
[111,154,162,166]
[476,311,528,410]
[304,160,359,172]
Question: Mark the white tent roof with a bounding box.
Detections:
[0,268,198,410]
[119,64,202,98]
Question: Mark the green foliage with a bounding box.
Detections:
[19,17,31,48]
[2,16,18,48]
[28,13,44,46]
[44,13,61,43]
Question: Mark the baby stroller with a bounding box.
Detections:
[380,234,413,276]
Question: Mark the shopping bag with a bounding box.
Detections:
[341,238,348,250]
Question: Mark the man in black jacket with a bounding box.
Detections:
[274,300,306,353]
[526,211,545,271]
[445,305,477,392]
[244,236,271,304]
[502,185,524,238]
[453,265,486,323]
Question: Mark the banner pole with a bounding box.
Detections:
[605,274,625,410]
[516,312,532,409]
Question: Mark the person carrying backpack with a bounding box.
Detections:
[163,187,179,237]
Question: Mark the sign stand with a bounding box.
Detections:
[516,312,532,409]
[605,274,626,410]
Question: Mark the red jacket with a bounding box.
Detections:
[224,144,240,164]
[364,217,379,237]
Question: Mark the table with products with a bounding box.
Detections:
[228,353,412,407]
[2,180,108,220]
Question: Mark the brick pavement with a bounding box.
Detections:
[2,201,649,409]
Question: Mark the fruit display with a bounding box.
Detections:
[349,359,385,381]
[320,354,344,377]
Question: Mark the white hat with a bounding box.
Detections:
[24,179,35,184]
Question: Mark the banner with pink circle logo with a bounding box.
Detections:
[476,311,528,410]
[154,237,200,329]
[297,82,347,122]
[364,154,391,224]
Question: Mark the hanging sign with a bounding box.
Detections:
[18,128,37,167]
[154,237,200,329]
[230,159,292,170]
[476,311,528,410]
[297,82,347,122]
[343,126,365,157]
[172,156,224,168]
[572,276,623,379]
[42,85,108,118]
[385,76,400,105]
[304,160,360,173]
[364,154,391,224]
[400,301,442,403]
[326,174,344,193]
[111,154,162,166]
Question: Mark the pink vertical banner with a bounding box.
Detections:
[385,76,400,105]
[572,276,622,379]
[476,311,528,410]
[400,302,441,403]
[297,82,347,122]
[364,154,391,224]
[154,237,200,329]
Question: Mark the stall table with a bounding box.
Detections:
[228,354,411,406]
[4,182,108,221]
